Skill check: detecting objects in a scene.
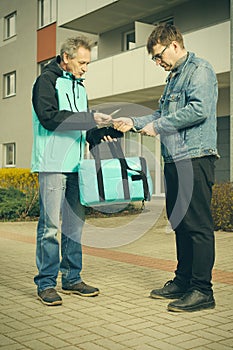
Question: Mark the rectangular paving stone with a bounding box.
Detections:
[218,323,233,331]
[10,332,46,343]
[0,324,16,333]
[0,345,26,350]
[151,324,183,336]
[133,344,161,350]
[87,326,116,338]
[220,339,233,347]
[95,338,127,350]
[144,339,182,350]
[178,337,212,349]
[102,323,130,334]
[206,343,233,350]
[121,335,155,347]
[39,336,70,348]
[139,327,174,340]
[111,331,140,343]
[206,327,233,338]
[191,329,224,341]
[56,329,90,340]
[0,334,16,346]
[23,340,54,350]
[79,342,106,350]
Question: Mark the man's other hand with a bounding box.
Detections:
[113,117,134,132]
[140,122,157,137]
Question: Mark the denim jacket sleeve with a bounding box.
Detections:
[131,109,161,130]
[154,63,218,135]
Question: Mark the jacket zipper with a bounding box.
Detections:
[72,80,79,112]
[66,93,73,111]
[72,81,84,163]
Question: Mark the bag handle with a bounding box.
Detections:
[90,141,150,202]
[90,141,130,202]
[108,141,151,201]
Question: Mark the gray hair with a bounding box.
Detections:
[60,36,93,59]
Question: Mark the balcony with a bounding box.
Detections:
[85,21,230,105]
[58,0,190,34]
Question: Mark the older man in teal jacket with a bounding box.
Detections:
[31,36,112,306]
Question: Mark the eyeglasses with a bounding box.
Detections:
[151,46,168,62]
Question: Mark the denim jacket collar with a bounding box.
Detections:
[166,52,192,82]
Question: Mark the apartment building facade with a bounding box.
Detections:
[0,0,231,196]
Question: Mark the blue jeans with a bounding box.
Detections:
[34,173,85,292]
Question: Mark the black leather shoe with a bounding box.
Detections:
[167,290,215,312]
[150,280,187,299]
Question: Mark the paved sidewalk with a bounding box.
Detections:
[0,198,233,350]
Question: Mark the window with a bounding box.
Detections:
[4,71,16,98]
[4,143,16,167]
[38,0,57,28]
[4,12,16,39]
[153,17,174,26]
[38,58,53,74]
[123,30,136,51]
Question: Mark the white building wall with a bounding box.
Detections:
[57,0,118,27]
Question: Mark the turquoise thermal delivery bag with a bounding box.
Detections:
[78,139,153,207]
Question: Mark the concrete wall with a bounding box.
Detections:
[0,0,37,168]
[57,0,118,27]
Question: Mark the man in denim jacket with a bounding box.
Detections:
[114,23,218,312]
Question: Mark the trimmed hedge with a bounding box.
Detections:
[211,182,233,232]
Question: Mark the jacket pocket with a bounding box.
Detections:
[167,92,182,114]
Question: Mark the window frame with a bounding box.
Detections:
[4,143,16,167]
[4,11,17,40]
[3,71,16,98]
[153,16,174,26]
[123,30,136,51]
[38,0,57,29]
[38,58,54,75]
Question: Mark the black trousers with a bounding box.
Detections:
[164,156,216,295]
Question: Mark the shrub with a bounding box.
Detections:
[211,182,233,232]
[0,168,39,220]
[0,187,26,220]
[0,168,38,192]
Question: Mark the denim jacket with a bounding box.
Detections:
[132,52,218,163]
